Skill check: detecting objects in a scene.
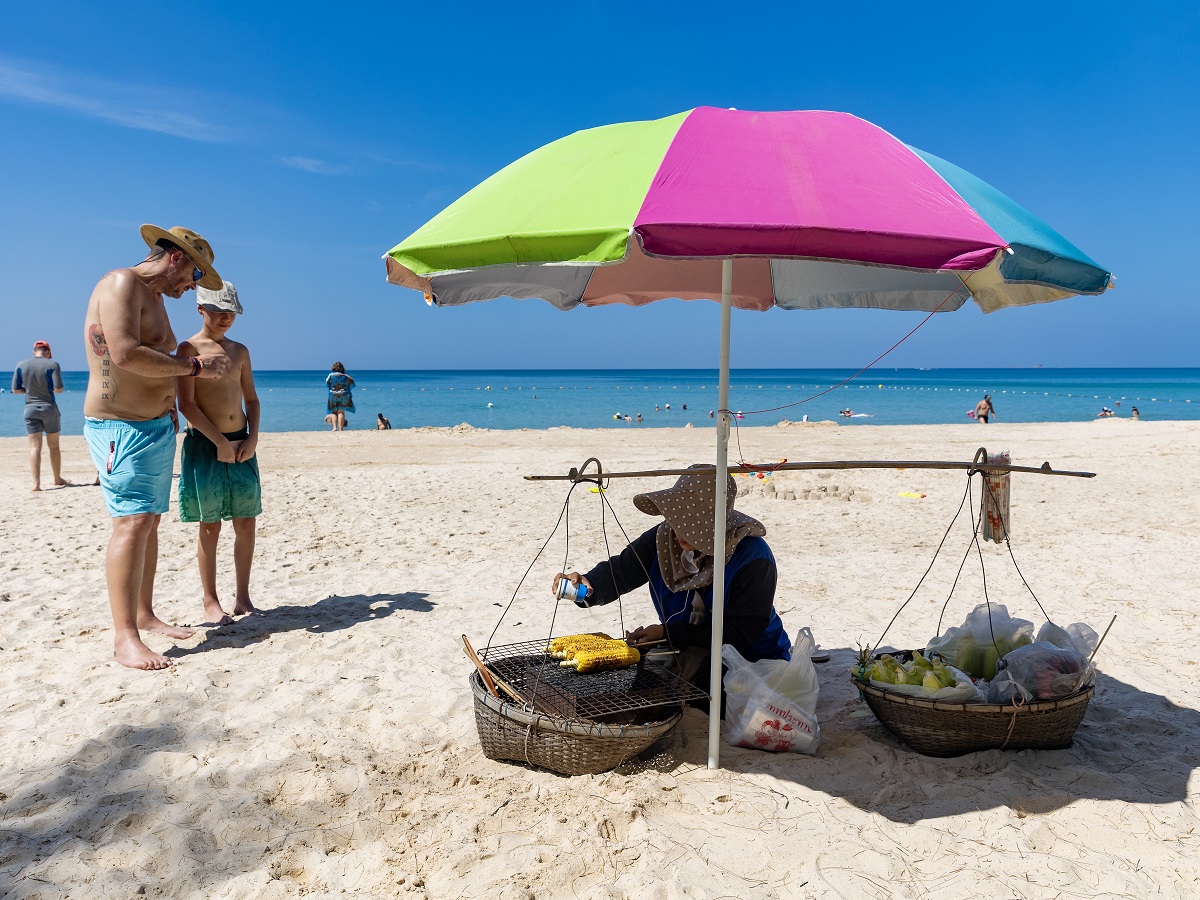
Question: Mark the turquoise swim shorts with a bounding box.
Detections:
[85,414,177,517]
[178,427,262,523]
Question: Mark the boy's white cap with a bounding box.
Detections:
[197,280,243,314]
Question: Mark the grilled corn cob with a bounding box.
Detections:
[560,643,641,673]
[546,632,613,657]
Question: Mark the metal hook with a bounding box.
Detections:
[969,446,988,476]
[568,457,605,486]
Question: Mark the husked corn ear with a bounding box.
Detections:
[546,632,613,655]
[561,644,641,673]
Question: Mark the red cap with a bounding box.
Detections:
[33,340,51,354]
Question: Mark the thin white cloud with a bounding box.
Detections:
[0,57,230,141]
[0,55,441,175]
[280,156,350,175]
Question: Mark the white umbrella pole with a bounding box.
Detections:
[707,259,733,769]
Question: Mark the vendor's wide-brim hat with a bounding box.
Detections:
[139,224,223,290]
[634,464,764,558]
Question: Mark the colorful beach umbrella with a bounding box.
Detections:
[383,107,1112,769]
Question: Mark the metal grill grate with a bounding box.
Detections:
[479,639,709,724]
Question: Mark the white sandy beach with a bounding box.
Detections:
[2,420,1198,898]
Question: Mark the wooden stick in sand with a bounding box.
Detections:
[461,635,524,704]
[1089,615,1117,663]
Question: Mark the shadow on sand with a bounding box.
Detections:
[165,591,434,658]
[662,649,1200,823]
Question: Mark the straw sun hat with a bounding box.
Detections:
[634,464,766,591]
[139,224,223,290]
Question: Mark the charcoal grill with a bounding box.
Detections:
[470,639,708,774]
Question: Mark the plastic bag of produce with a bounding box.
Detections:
[1036,621,1100,657]
[722,627,820,754]
[926,603,1034,679]
[985,641,1095,703]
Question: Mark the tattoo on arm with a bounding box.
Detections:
[90,324,114,401]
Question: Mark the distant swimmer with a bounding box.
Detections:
[665,404,670,410]
[636,413,643,423]
[623,415,632,422]
[1131,406,1141,420]
[1097,406,1115,418]
[708,410,714,418]
[974,394,995,424]
[487,402,494,408]
[681,404,687,410]
[655,405,661,411]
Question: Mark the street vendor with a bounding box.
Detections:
[552,465,791,695]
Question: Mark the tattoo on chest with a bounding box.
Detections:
[90,324,114,401]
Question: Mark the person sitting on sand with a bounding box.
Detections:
[377,413,392,430]
[552,465,791,708]
[176,281,263,625]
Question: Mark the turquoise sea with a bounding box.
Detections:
[4,368,1198,437]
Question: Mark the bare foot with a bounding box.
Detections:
[54,478,72,487]
[92,478,101,486]
[114,635,172,670]
[203,599,233,626]
[31,485,42,492]
[139,616,195,640]
[233,598,263,616]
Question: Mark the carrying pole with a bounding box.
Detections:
[708,259,734,770]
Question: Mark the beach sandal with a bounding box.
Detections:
[810,644,830,663]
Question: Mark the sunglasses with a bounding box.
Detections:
[175,250,203,284]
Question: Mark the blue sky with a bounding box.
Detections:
[2,2,1197,372]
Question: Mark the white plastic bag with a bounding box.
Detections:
[721,627,820,754]
[925,603,1035,679]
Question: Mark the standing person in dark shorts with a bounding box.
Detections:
[83,224,232,670]
[12,340,68,491]
[974,393,996,424]
[175,281,263,626]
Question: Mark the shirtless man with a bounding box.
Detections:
[83,225,230,670]
[974,394,995,424]
[175,281,262,625]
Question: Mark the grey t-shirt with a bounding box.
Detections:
[12,357,63,405]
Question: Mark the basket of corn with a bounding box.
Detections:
[850,648,1093,758]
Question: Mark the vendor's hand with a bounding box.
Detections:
[235,435,258,463]
[216,439,237,464]
[551,572,591,596]
[625,623,665,647]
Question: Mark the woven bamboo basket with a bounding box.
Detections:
[852,672,1093,757]
[470,671,684,775]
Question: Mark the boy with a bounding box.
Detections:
[175,281,262,625]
